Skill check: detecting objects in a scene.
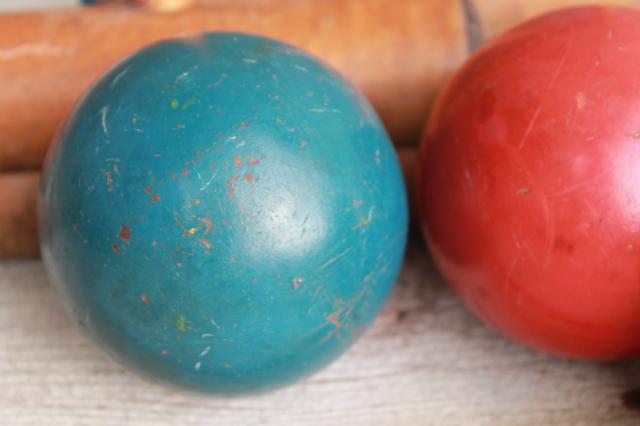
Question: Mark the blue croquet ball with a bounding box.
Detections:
[39,33,407,394]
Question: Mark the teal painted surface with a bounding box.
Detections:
[40,33,408,394]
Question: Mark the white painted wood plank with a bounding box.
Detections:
[0,241,638,425]
[0,1,80,12]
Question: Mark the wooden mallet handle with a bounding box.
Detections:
[0,0,467,171]
[0,172,39,257]
[2,0,638,171]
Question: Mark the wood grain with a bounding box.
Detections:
[0,172,39,257]
[1,241,639,425]
[0,0,466,171]
[4,0,640,171]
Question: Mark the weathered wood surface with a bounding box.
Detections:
[1,240,639,426]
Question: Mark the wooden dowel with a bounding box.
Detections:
[0,0,467,171]
[0,172,40,257]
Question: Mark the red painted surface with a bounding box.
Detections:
[419,6,640,360]
[118,224,132,242]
